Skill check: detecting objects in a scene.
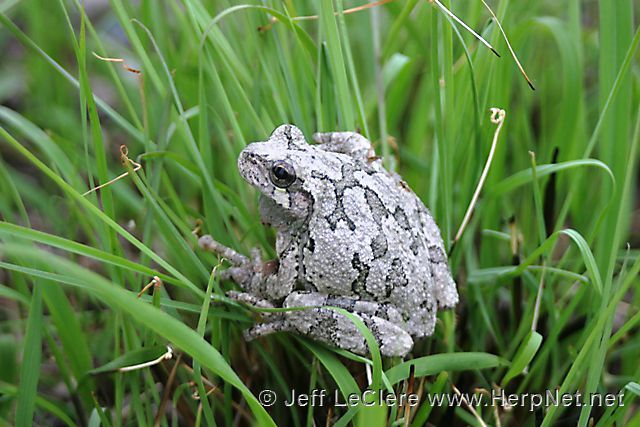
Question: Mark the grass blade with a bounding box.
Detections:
[15,284,42,427]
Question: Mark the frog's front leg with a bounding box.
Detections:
[198,235,296,300]
[225,290,276,309]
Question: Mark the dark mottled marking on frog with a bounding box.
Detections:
[365,313,381,341]
[428,244,447,263]
[371,303,397,320]
[325,163,361,232]
[385,258,408,298]
[364,188,388,225]
[297,229,317,291]
[283,124,306,151]
[306,237,315,253]
[410,199,434,256]
[371,232,388,259]
[311,170,330,180]
[283,125,293,144]
[326,205,356,231]
[322,309,341,340]
[287,191,296,212]
[393,206,411,230]
[410,235,421,256]
[374,306,386,318]
[419,295,436,311]
[350,252,370,295]
[277,235,299,260]
[327,295,357,311]
[364,188,389,258]
[360,162,379,175]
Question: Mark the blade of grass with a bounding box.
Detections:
[490,159,614,197]
[0,245,276,426]
[192,269,217,427]
[14,284,42,427]
[0,382,77,427]
[385,352,508,385]
[0,12,143,142]
[0,222,181,287]
[0,126,203,297]
[501,330,542,387]
[319,0,355,129]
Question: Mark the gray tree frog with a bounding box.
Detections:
[199,124,458,357]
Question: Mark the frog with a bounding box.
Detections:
[199,124,458,357]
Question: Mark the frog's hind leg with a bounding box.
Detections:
[244,307,413,357]
[243,318,289,341]
[283,291,405,325]
[416,206,459,309]
[312,131,374,161]
[291,308,413,357]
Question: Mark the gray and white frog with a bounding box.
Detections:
[199,124,458,357]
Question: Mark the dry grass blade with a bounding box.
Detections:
[92,52,141,74]
[257,0,396,31]
[154,353,183,427]
[454,108,506,243]
[429,0,500,57]
[403,364,416,426]
[451,384,488,427]
[83,145,141,196]
[292,0,395,21]
[119,346,173,372]
[137,276,162,298]
[479,0,535,90]
[180,363,255,423]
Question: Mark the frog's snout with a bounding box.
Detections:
[237,148,259,172]
[237,148,271,191]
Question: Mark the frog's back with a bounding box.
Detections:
[301,155,457,337]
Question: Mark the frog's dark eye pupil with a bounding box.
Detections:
[273,166,288,179]
[269,161,296,188]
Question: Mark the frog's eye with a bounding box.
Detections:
[269,160,296,188]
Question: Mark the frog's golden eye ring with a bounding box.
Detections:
[269,160,296,188]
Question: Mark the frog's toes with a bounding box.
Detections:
[199,235,248,266]
[243,319,289,341]
[249,247,263,263]
[226,290,276,309]
[218,266,254,289]
[375,323,413,357]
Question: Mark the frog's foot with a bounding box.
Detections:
[199,236,279,296]
[226,290,276,309]
[198,235,248,265]
[226,290,281,323]
[199,235,254,286]
[312,131,374,162]
[242,319,288,341]
[244,307,413,357]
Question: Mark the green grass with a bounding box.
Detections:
[0,0,639,425]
